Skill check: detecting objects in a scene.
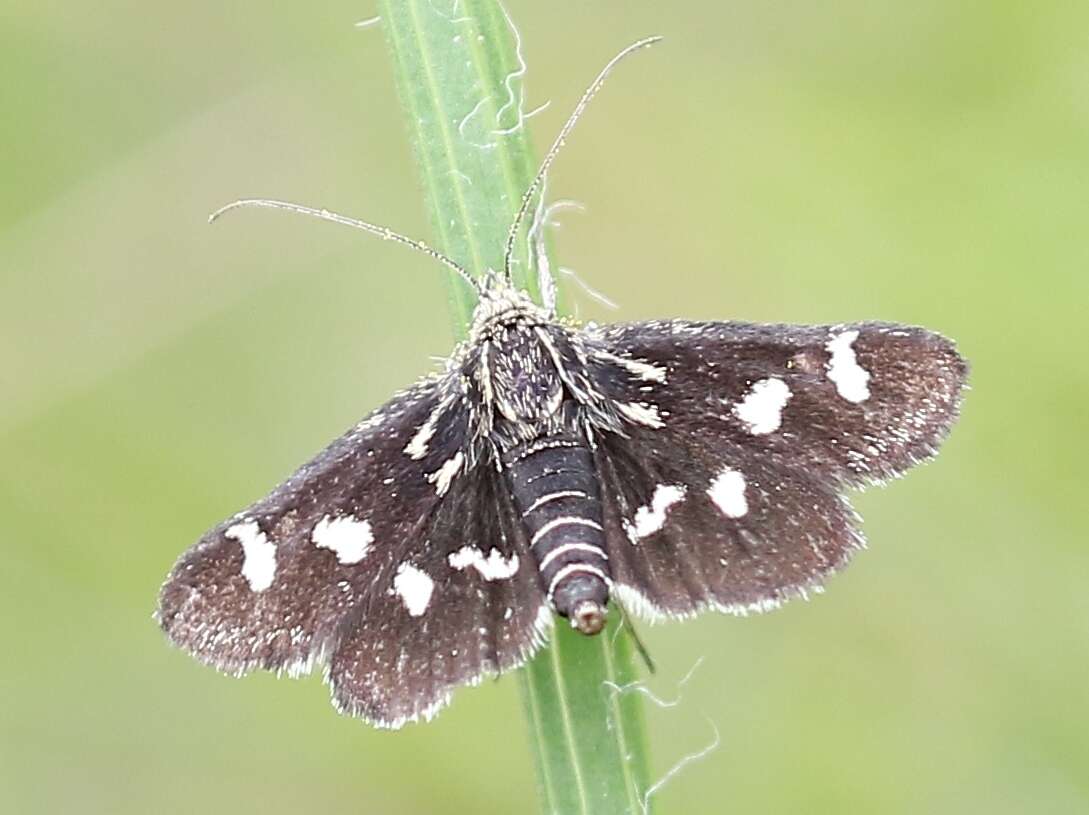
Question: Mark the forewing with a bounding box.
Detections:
[590,320,967,487]
[327,465,549,729]
[157,376,465,677]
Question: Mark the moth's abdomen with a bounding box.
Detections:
[502,435,611,634]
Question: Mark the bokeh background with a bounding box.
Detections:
[3,2,1087,813]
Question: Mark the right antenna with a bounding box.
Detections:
[502,35,663,280]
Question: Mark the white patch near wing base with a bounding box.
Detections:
[404,421,436,460]
[595,351,668,382]
[826,330,871,403]
[707,468,748,518]
[625,484,687,542]
[617,401,664,428]
[403,397,451,460]
[393,563,434,616]
[312,515,373,564]
[733,377,792,435]
[225,520,277,591]
[427,451,465,496]
[448,546,520,580]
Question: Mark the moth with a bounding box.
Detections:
[157,37,968,729]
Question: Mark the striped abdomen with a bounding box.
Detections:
[501,434,611,634]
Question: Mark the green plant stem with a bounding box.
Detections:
[375,1,652,812]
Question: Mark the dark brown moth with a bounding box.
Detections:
[157,37,968,728]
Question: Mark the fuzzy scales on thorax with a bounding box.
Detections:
[455,278,626,461]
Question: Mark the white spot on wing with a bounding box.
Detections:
[312,514,373,564]
[617,401,664,428]
[826,330,871,403]
[404,423,436,460]
[403,399,449,460]
[707,468,748,518]
[625,484,687,542]
[596,351,667,382]
[427,451,465,496]
[225,520,276,591]
[393,563,434,616]
[733,377,792,435]
[448,546,520,580]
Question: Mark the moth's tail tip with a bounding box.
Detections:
[570,600,607,635]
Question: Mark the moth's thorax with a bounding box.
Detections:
[485,323,564,424]
[463,278,574,441]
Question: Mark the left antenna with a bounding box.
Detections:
[209,198,479,292]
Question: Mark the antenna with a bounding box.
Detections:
[209,198,479,293]
[502,35,663,278]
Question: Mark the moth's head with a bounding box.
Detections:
[468,272,551,341]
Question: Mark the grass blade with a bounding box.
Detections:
[375,1,653,812]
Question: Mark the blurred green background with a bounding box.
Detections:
[3,1,1087,813]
